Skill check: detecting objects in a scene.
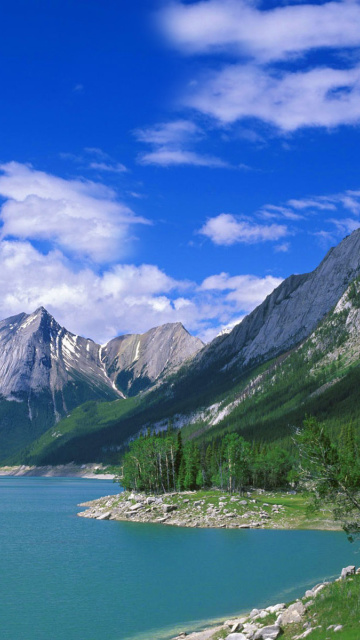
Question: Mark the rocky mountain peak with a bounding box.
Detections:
[103,321,204,396]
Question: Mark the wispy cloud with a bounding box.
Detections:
[135,119,229,167]
[140,149,228,167]
[89,161,127,173]
[60,147,128,174]
[198,187,360,248]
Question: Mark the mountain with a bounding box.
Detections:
[103,323,204,397]
[17,228,360,466]
[0,309,203,460]
[193,229,360,376]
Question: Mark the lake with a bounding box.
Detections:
[0,477,358,640]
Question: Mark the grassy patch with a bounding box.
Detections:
[282,575,360,640]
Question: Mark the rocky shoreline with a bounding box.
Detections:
[170,565,359,640]
[77,489,339,530]
[0,463,115,479]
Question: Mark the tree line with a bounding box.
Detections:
[121,428,294,494]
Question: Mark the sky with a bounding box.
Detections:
[1,0,360,343]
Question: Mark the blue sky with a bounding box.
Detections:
[1,0,360,342]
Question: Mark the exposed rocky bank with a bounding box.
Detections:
[0,463,115,479]
[77,489,339,530]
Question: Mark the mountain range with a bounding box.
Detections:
[2,228,360,465]
[0,310,203,459]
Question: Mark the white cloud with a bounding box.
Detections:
[199,213,288,245]
[159,0,360,63]
[184,64,360,131]
[158,0,360,134]
[200,272,283,308]
[0,162,148,263]
[135,119,228,167]
[0,239,282,344]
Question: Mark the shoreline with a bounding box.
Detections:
[0,463,115,480]
[169,565,360,640]
[77,489,341,530]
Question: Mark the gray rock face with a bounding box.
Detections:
[196,229,360,373]
[0,307,116,409]
[103,322,203,396]
[0,308,203,423]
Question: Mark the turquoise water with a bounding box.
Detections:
[0,478,359,640]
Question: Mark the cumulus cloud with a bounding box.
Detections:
[199,213,288,245]
[158,0,360,133]
[0,239,282,343]
[135,119,228,167]
[200,272,283,306]
[0,162,148,262]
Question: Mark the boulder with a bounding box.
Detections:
[255,611,269,620]
[146,497,156,504]
[225,618,248,628]
[242,622,259,637]
[254,625,281,640]
[163,504,178,513]
[278,601,306,625]
[334,625,343,632]
[341,565,356,579]
[227,634,247,640]
[250,609,260,618]
[266,604,285,614]
[129,503,143,511]
[97,511,112,520]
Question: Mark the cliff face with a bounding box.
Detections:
[196,229,360,372]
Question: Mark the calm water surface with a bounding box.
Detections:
[0,477,359,640]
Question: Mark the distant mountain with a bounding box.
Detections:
[103,323,204,397]
[0,309,203,460]
[19,228,360,466]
